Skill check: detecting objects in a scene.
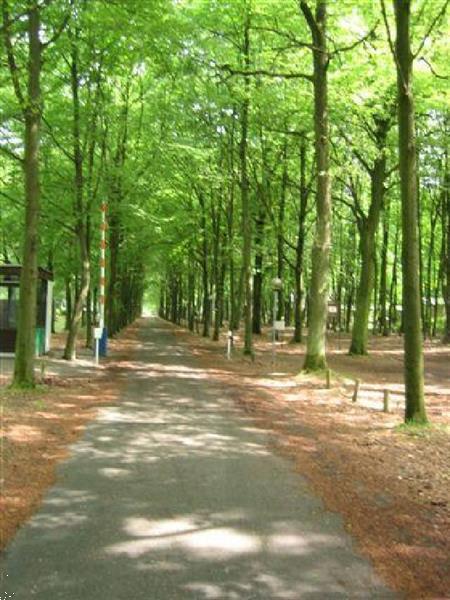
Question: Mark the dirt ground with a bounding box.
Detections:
[1,321,449,599]
[0,325,140,552]
[174,324,450,600]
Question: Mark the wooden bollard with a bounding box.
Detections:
[383,389,390,413]
[352,379,360,403]
[326,369,331,389]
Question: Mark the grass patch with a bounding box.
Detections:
[0,385,50,411]
[395,421,449,437]
[33,398,47,410]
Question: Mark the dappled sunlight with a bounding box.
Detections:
[29,510,89,530]
[108,525,261,560]
[106,512,346,563]
[99,467,131,479]
[256,378,298,390]
[42,489,97,507]
[6,424,43,443]
[1,319,395,598]
[106,359,230,382]
[71,415,271,464]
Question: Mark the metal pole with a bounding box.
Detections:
[272,290,277,365]
[99,202,107,331]
[95,202,107,363]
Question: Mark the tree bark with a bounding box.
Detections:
[187,261,195,332]
[277,144,288,320]
[349,118,389,354]
[394,0,427,422]
[442,148,450,343]
[198,192,210,337]
[252,206,265,334]
[240,8,253,355]
[9,4,42,387]
[387,220,398,332]
[64,23,90,361]
[379,200,390,336]
[425,201,438,338]
[301,1,331,371]
[293,137,309,343]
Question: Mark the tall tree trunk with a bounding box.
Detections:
[388,222,400,333]
[227,115,239,332]
[442,149,450,343]
[240,8,253,355]
[379,200,390,336]
[349,118,389,354]
[277,144,287,320]
[394,0,427,422]
[64,24,90,361]
[425,206,438,338]
[214,248,226,341]
[107,80,130,336]
[293,137,309,343]
[372,250,379,335]
[212,198,223,341]
[198,192,210,337]
[65,277,72,331]
[345,282,354,333]
[187,261,195,332]
[10,4,42,387]
[417,184,426,335]
[349,226,374,354]
[301,1,331,371]
[252,206,265,334]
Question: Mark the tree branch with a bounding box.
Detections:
[218,63,313,82]
[2,1,25,111]
[419,56,449,80]
[42,12,70,49]
[380,0,402,81]
[337,126,372,175]
[251,25,313,50]
[42,116,75,162]
[329,22,379,57]
[299,1,320,42]
[413,0,449,60]
[0,144,24,164]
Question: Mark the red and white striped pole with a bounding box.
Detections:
[95,203,107,364]
[99,202,107,331]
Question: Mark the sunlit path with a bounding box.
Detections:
[1,318,395,599]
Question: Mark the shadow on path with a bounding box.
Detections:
[0,318,396,599]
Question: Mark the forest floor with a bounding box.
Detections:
[0,327,139,553]
[0,320,449,598]
[173,324,450,599]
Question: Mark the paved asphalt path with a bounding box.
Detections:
[1,318,396,599]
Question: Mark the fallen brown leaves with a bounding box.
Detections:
[0,324,140,553]
[0,380,113,551]
[173,324,450,600]
[1,320,448,599]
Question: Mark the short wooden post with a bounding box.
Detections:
[227,330,233,360]
[326,368,331,389]
[383,389,390,413]
[352,379,360,403]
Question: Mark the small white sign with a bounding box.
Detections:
[94,327,103,340]
[274,320,285,331]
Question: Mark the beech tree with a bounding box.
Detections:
[1,0,448,423]
[2,1,43,387]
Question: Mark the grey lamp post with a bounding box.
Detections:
[272,277,282,364]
